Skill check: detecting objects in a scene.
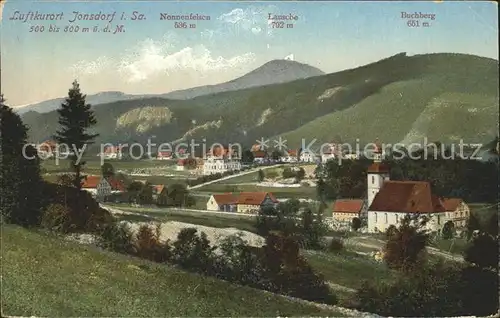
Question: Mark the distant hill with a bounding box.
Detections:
[161,59,325,100]
[20,53,499,152]
[14,91,151,115]
[13,59,324,114]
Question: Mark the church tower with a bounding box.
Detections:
[367,139,390,208]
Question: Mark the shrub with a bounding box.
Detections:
[385,224,398,239]
[98,222,134,254]
[172,228,216,274]
[442,221,455,240]
[40,203,73,233]
[463,233,498,269]
[351,217,362,231]
[355,261,499,317]
[327,238,344,252]
[383,215,430,272]
[134,224,172,262]
[40,182,111,232]
[259,233,337,304]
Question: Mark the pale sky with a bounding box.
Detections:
[1,0,498,106]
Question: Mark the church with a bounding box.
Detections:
[365,143,465,233]
[330,140,468,233]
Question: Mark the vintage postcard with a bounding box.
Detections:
[1,0,498,317]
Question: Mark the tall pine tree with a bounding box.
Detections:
[54,81,98,190]
[0,94,43,225]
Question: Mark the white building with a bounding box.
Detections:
[203,147,241,175]
[101,146,124,160]
[300,150,319,163]
[280,149,298,163]
[156,151,172,160]
[176,159,186,171]
[366,144,456,233]
[203,156,241,175]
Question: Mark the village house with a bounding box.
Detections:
[236,192,279,214]
[156,151,172,160]
[253,150,268,164]
[332,199,365,224]
[203,146,241,175]
[343,151,361,160]
[152,185,167,200]
[441,198,470,228]
[37,139,57,158]
[206,193,238,212]
[280,149,298,163]
[101,145,124,160]
[206,192,279,214]
[82,175,126,202]
[320,143,342,163]
[300,150,319,163]
[176,159,186,171]
[365,142,464,233]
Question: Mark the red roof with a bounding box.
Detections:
[82,176,100,188]
[106,177,126,191]
[39,140,57,151]
[369,181,445,213]
[251,144,261,152]
[253,151,267,158]
[237,192,278,205]
[153,185,166,194]
[212,193,238,205]
[367,162,390,173]
[332,199,364,214]
[287,149,297,156]
[441,198,463,211]
[207,146,236,157]
[157,151,172,157]
[104,146,124,153]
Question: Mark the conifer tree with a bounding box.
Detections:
[0,94,42,225]
[54,81,98,190]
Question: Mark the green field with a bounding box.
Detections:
[2,224,347,317]
[304,250,395,290]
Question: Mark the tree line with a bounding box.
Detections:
[316,154,498,203]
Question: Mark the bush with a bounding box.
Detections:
[40,182,112,232]
[383,215,430,271]
[385,224,397,239]
[134,224,172,262]
[351,217,362,231]
[355,261,499,317]
[172,228,216,274]
[40,203,73,233]
[463,233,498,269]
[98,222,134,254]
[259,233,337,304]
[327,238,344,252]
[442,221,455,240]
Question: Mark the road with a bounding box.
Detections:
[187,165,282,190]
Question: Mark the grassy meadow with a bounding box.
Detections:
[2,224,348,317]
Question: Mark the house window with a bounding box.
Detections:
[375,213,378,222]
[385,213,388,224]
[395,214,399,224]
[371,176,375,184]
[437,215,441,225]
